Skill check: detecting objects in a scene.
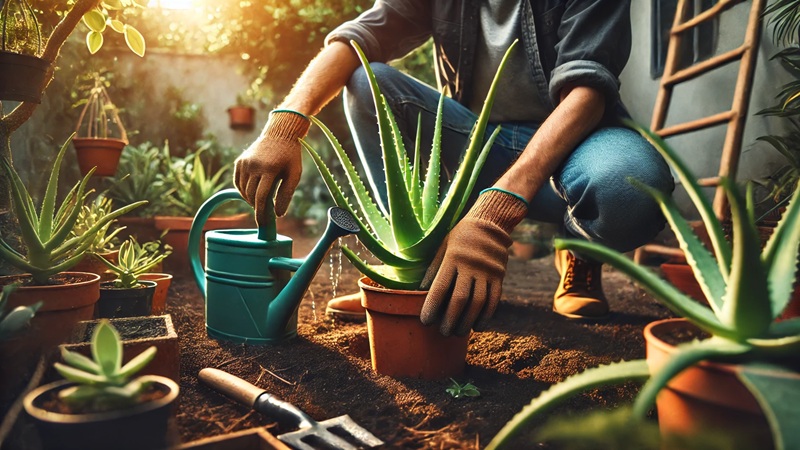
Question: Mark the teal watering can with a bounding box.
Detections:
[189,188,359,344]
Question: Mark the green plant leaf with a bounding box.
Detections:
[486,360,651,450]
[109,19,125,33]
[92,321,123,377]
[341,246,424,290]
[124,24,145,57]
[737,362,800,450]
[762,181,800,319]
[117,346,156,379]
[60,347,101,374]
[87,30,104,54]
[54,362,108,385]
[422,95,445,227]
[410,114,424,221]
[83,10,107,32]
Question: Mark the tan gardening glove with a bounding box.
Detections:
[233,110,310,225]
[420,188,528,336]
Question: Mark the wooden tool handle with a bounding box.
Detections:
[199,368,264,408]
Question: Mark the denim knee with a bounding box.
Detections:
[559,127,674,252]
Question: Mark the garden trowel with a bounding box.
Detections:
[198,368,384,450]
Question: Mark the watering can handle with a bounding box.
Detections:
[188,188,276,292]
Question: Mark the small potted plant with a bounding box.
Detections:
[95,236,172,318]
[71,194,127,278]
[0,0,50,103]
[509,219,555,260]
[226,91,258,131]
[486,121,800,450]
[72,75,129,177]
[23,320,179,450]
[126,237,174,315]
[302,41,515,379]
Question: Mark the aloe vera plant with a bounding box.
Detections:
[0,285,41,340]
[302,40,515,290]
[487,121,800,450]
[54,319,157,411]
[97,237,172,289]
[0,135,145,284]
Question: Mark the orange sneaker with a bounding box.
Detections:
[325,292,366,321]
[553,248,609,320]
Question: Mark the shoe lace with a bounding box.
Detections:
[563,252,599,292]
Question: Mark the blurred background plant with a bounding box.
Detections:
[71,194,127,255]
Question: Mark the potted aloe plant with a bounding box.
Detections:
[96,236,172,318]
[302,41,513,379]
[23,320,179,450]
[0,135,144,354]
[486,121,800,450]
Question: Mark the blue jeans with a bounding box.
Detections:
[343,63,674,253]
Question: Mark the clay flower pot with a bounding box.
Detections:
[358,277,469,379]
[0,50,50,103]
[23,375,179,450]
[138,273,173,315]
[72,137,127,177]
[72,251,119,281]
[226,105,256,131]
[644,318,781,448]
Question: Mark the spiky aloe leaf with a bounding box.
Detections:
[555,239,738,340]
[342,245,424,290]
[631,179,726,316]
[38,136,77,242]
[762,181,800,319]
[305,118,395,249]
[486,360,651,450]
[410,114,424,218]
[738,362,800,450]
[422,95,445,227]
[351,41,424,248]
[2,157,46,256]
[631,338,752,419]
[720,178,772,338]
[625,120,732,277]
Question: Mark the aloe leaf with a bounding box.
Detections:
[47,200,145,253]
[0,240,37,274]
[720,178,772,338]
[451,127,501,228]
[2,158,45,256]
[61,347,101,374]
[624,120,732,275]
[342,246,424,290]
[93,321,123,377]
[631,338,751,419]
[42,172,95,252]
[411,114,423,219]
[350,41,423,248]
[555,239,737,340]
[737,362,800,450]
[303,122,395,248]
[632,179,726,316]
[39,136,74,242]
[422,95,445,227]
[762,182,800,319]
[54,362,107,385]
[117,346,157,379]
[486,360,651,450]
[748,334,800,358]
[767,317,800,338]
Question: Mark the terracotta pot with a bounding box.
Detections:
[61,315,180,382]
[72,251,119,280]
[138,273,174,315]
[0,50,50,103]
[154,213,255,271]
[644,318,776,447]
[72,137,127,177]
[510,241,540,260]
[226,105,256,131]
[24,375,179,450]
[359,277,469,379]
[97,280,157,318]
[0,273,101,402]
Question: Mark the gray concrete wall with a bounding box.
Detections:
[621,1,792,216]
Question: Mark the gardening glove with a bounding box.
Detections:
[233,110,310,225]
[420,188,528,336]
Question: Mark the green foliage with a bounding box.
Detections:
[445,378,480,399]
[81,0,146,56]
[71,195,125,254]
[0,136,145,284]
[98,237,172,288]
[303,40,514,290]
[0,285,41,340]
[106,142,173,217]
[487,121,800,450]
[160,143,233,217]
[74,75,127,140]
[54,320,157,411]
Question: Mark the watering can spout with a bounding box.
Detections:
[266,207,360,329]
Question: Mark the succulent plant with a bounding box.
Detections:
[0,285,41,340]
[97,237,172,289]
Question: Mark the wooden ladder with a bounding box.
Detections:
[634,0,767,263]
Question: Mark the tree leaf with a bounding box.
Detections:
[87,30,104,54]
[124,25,146,57]
[83,10,107,33]
[109,19,125,33]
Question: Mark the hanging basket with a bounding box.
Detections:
[0,0,49,103]
[73,80,129,177]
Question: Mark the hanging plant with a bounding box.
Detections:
[0,0,50,103]
[73,76,129,177]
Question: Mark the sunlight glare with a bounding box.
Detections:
[154,0,195,10]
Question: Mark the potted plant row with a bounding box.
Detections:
[487,121,800,450]
[301,40,516,379]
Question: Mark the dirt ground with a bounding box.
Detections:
[166,231,674,449]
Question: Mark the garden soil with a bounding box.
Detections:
[2,231,674,449]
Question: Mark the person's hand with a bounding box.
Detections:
[233,110,310,225]
[420,189,528,336]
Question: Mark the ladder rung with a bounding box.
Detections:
[663,46,747,87]
[697,176,722,187]
[672,0,740,34]
[656,111,737,137]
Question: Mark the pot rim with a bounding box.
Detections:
[24,375,179,424]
